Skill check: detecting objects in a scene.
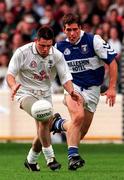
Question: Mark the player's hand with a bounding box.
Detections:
[70,91,82,104]
[101,87,116,107]
[11,83,21,101]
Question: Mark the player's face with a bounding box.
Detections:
[35,38,53,58]
[64,23,81,44]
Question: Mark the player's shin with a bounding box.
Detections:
[27,148,41,164]
[42,145,61,170]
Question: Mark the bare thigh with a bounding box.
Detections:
[65,94,84,119]
[20,96,38,115]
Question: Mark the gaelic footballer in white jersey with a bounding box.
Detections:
[7,42,72,102]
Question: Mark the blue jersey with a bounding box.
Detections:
[55,31,117,89]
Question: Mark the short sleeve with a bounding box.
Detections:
[93,35,117,64]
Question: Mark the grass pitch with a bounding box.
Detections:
[0,143,124,180]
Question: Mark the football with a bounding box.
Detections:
[31,99,53,122]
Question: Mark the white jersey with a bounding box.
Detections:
[7,42,72,100]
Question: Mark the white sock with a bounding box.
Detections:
[42,145,55,164]
[27,148,41,164]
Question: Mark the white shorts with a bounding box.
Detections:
[15,87,52,103]
[65,84,101,113]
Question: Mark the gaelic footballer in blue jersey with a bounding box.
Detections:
[56,27,117,90]
[54,13,118,170]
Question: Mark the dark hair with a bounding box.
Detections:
[37,26,54,40]
[62,13,81,28]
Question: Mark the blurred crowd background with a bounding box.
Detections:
[0,0,124,93]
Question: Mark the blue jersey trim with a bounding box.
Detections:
[101,53,117,64]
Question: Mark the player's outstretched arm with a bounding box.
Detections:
[102,59,117,107]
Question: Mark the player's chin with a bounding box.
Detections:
[69,38,76,43]
[70,40,76,44]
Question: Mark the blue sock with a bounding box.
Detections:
[54,117,65,131]
[68,146,79,159]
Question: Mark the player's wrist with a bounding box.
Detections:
[109,85,116,90]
